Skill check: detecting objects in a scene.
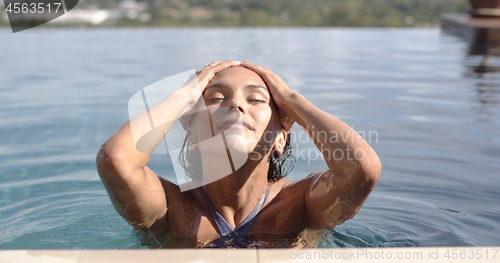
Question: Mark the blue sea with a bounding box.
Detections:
[0,28,499,249]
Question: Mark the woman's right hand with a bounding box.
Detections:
[185,60,241,105]
[180,60,241,129]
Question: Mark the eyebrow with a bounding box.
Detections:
[205,83,269,94]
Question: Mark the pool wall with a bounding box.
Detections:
[1,247,499,263]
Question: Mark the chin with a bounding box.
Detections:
[196,132,250,155]
[224,133,252,154]
[197,133,250,171]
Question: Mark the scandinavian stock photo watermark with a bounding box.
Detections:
[251,127,379,165]
[128,70,379,192]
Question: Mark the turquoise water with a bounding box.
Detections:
[0,28,499,249]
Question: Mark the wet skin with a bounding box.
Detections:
[96,61,382,248]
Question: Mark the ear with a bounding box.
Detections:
[274,130,287,154]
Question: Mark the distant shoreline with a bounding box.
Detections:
[0,0,468,29]
[0,24,441,29]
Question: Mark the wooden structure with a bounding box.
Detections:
[441,1,500,71]
[441,0,500,41]
[469,0,500,17]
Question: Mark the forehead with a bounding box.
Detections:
[209,66,266,87]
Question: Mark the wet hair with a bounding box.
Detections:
[267,135,295,182]
[178,134,295,183]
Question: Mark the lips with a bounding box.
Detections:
[218,118,254,131]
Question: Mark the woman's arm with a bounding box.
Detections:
[285,93,381,228]
[96,61,241,231]
[240,62,381,228]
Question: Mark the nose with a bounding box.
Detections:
[225,96,245,114]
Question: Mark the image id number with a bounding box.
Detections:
[5,2,62,14]
[443,248,499,260]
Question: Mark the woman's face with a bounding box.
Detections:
[188,66,282,160]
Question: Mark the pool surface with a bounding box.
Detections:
[0,28,499,249]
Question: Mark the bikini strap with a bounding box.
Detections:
[202,186,269,237]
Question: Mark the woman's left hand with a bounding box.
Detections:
[240,62,296,131]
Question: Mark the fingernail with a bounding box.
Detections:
[234,61,242,64]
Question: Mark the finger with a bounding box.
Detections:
[208,60,241,75]
[239,61,271,76]
[201,61,220,69]
[277,109,294,130]
[197,61,221,75]
[239,62,281,86]
[282,117,294,132]
[207,61,221,67]
[198,60,240,76]
[197,60,241,83]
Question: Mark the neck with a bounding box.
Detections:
[202,155,270,227]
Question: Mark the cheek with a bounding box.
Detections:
[253,108,276,134]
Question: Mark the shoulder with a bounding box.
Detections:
[147,178,201,231]
[265,170,328,206]
[275,170,328,191]
[253,171,328,234]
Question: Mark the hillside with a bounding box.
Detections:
[1,0,470,27]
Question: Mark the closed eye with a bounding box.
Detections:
[206,97,224,103]
[248,99,267,104]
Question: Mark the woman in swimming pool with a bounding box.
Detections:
[96,60,381,248]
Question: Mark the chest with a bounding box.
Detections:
[164,192,308,246]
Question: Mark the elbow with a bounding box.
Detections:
[359,151,382,186]
[96,144,127,174]
[96,144,114,165]
[367,162,382,186]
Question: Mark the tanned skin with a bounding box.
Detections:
[96,60,381,247]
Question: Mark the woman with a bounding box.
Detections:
[96,60,381,248]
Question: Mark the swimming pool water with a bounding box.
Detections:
[0,28,499,249]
